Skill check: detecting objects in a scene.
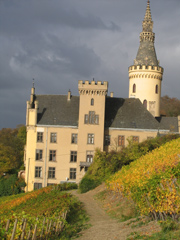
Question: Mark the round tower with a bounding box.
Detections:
[128,0,163,117]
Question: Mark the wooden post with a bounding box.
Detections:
[20,219,27,240]
[5,219,10,232]
[11,218,18,240]
[40,218,46,239]
[32,224,37,240]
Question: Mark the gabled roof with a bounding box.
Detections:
[157,117,179,132]
[35,94,178,133]
[36,95,79,126]
[105,97,160,130]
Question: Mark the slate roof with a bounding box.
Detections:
[35,94,178,133]
[105,97,160,130]
[135,41,158,66]
[36,95,79,126]
[157,117,179,132]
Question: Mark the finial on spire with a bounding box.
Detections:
[144,0,152,22]
[32,78,35,88]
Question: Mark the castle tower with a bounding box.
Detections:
[128,0,163,117]
[77,80,108,181]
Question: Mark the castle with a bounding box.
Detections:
[24,0,180,191]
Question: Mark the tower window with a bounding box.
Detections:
[91,98,94,106]
[86,151,94,162]
[133,84,136,93]
[143,100,147,109]
[87,134,94,144]
[155,85,158,94]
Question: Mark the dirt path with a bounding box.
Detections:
[71,185,161,240]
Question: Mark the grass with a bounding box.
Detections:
[56,198,90,239]
[95,189,139,222]
[95,187,180,240]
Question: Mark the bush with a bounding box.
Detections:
[0,174,26,197]
[79,176,101,193]
[53,182,78,191]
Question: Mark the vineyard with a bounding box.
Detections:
[107,138,180,221]
[0,184,86,239]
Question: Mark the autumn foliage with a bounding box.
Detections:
[106,138,180,220]
[161,95,180,117]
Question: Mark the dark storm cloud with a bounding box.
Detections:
[0,0,120,38]
[0,0,179,129]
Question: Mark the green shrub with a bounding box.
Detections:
[0,174,26,197]
[79,176,101,193]
[54,182,78,191]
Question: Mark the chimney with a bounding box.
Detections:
[67,90,71,101]
[110,92,114,98]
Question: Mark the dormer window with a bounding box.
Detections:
[91,98,94,106]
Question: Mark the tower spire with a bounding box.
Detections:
[133,0,158,66]
[142,0,153,33]
[128,0,163,117]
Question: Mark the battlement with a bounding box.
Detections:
[78,80,108,96]
[129,65,163,73]
[78,80,108,86]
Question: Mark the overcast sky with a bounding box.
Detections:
[0,0,180,129]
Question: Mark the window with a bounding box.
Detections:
[95,115,99,124]
[132,136,139,143]
[34,183,42,190]
[50,133,57,143]
[105,135,111,146]
[37,132,43,142]
[155,85,158,94]
[118,135,125,146]
[36,150,43,161]
[87,134,94,144]
[84,114,88,124]
[48,167,55,179]
[143,99,147,109]
[35,167,42,178]
[70,151,77,162]
[71,134,78,144]
[133,84,136,93]
[84,111,99,124]
[91,98,94,106]
[86,151,93,163]
[70,168,76,179]
[49,150,56,161]
[89,111,95,124]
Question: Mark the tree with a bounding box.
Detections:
[160,95,180,117]
[0,126,26,176]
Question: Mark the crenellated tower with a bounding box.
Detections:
[77,80,108,181]
[128,0,163,117]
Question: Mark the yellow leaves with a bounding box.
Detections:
[106,138,180,217]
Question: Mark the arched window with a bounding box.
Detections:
[91,98,94,106]
[133,84,136,93]
[155,85,158,94]
[143,100,147,109]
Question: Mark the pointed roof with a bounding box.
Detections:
[144,0,152,22]
[134,0,159,66]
